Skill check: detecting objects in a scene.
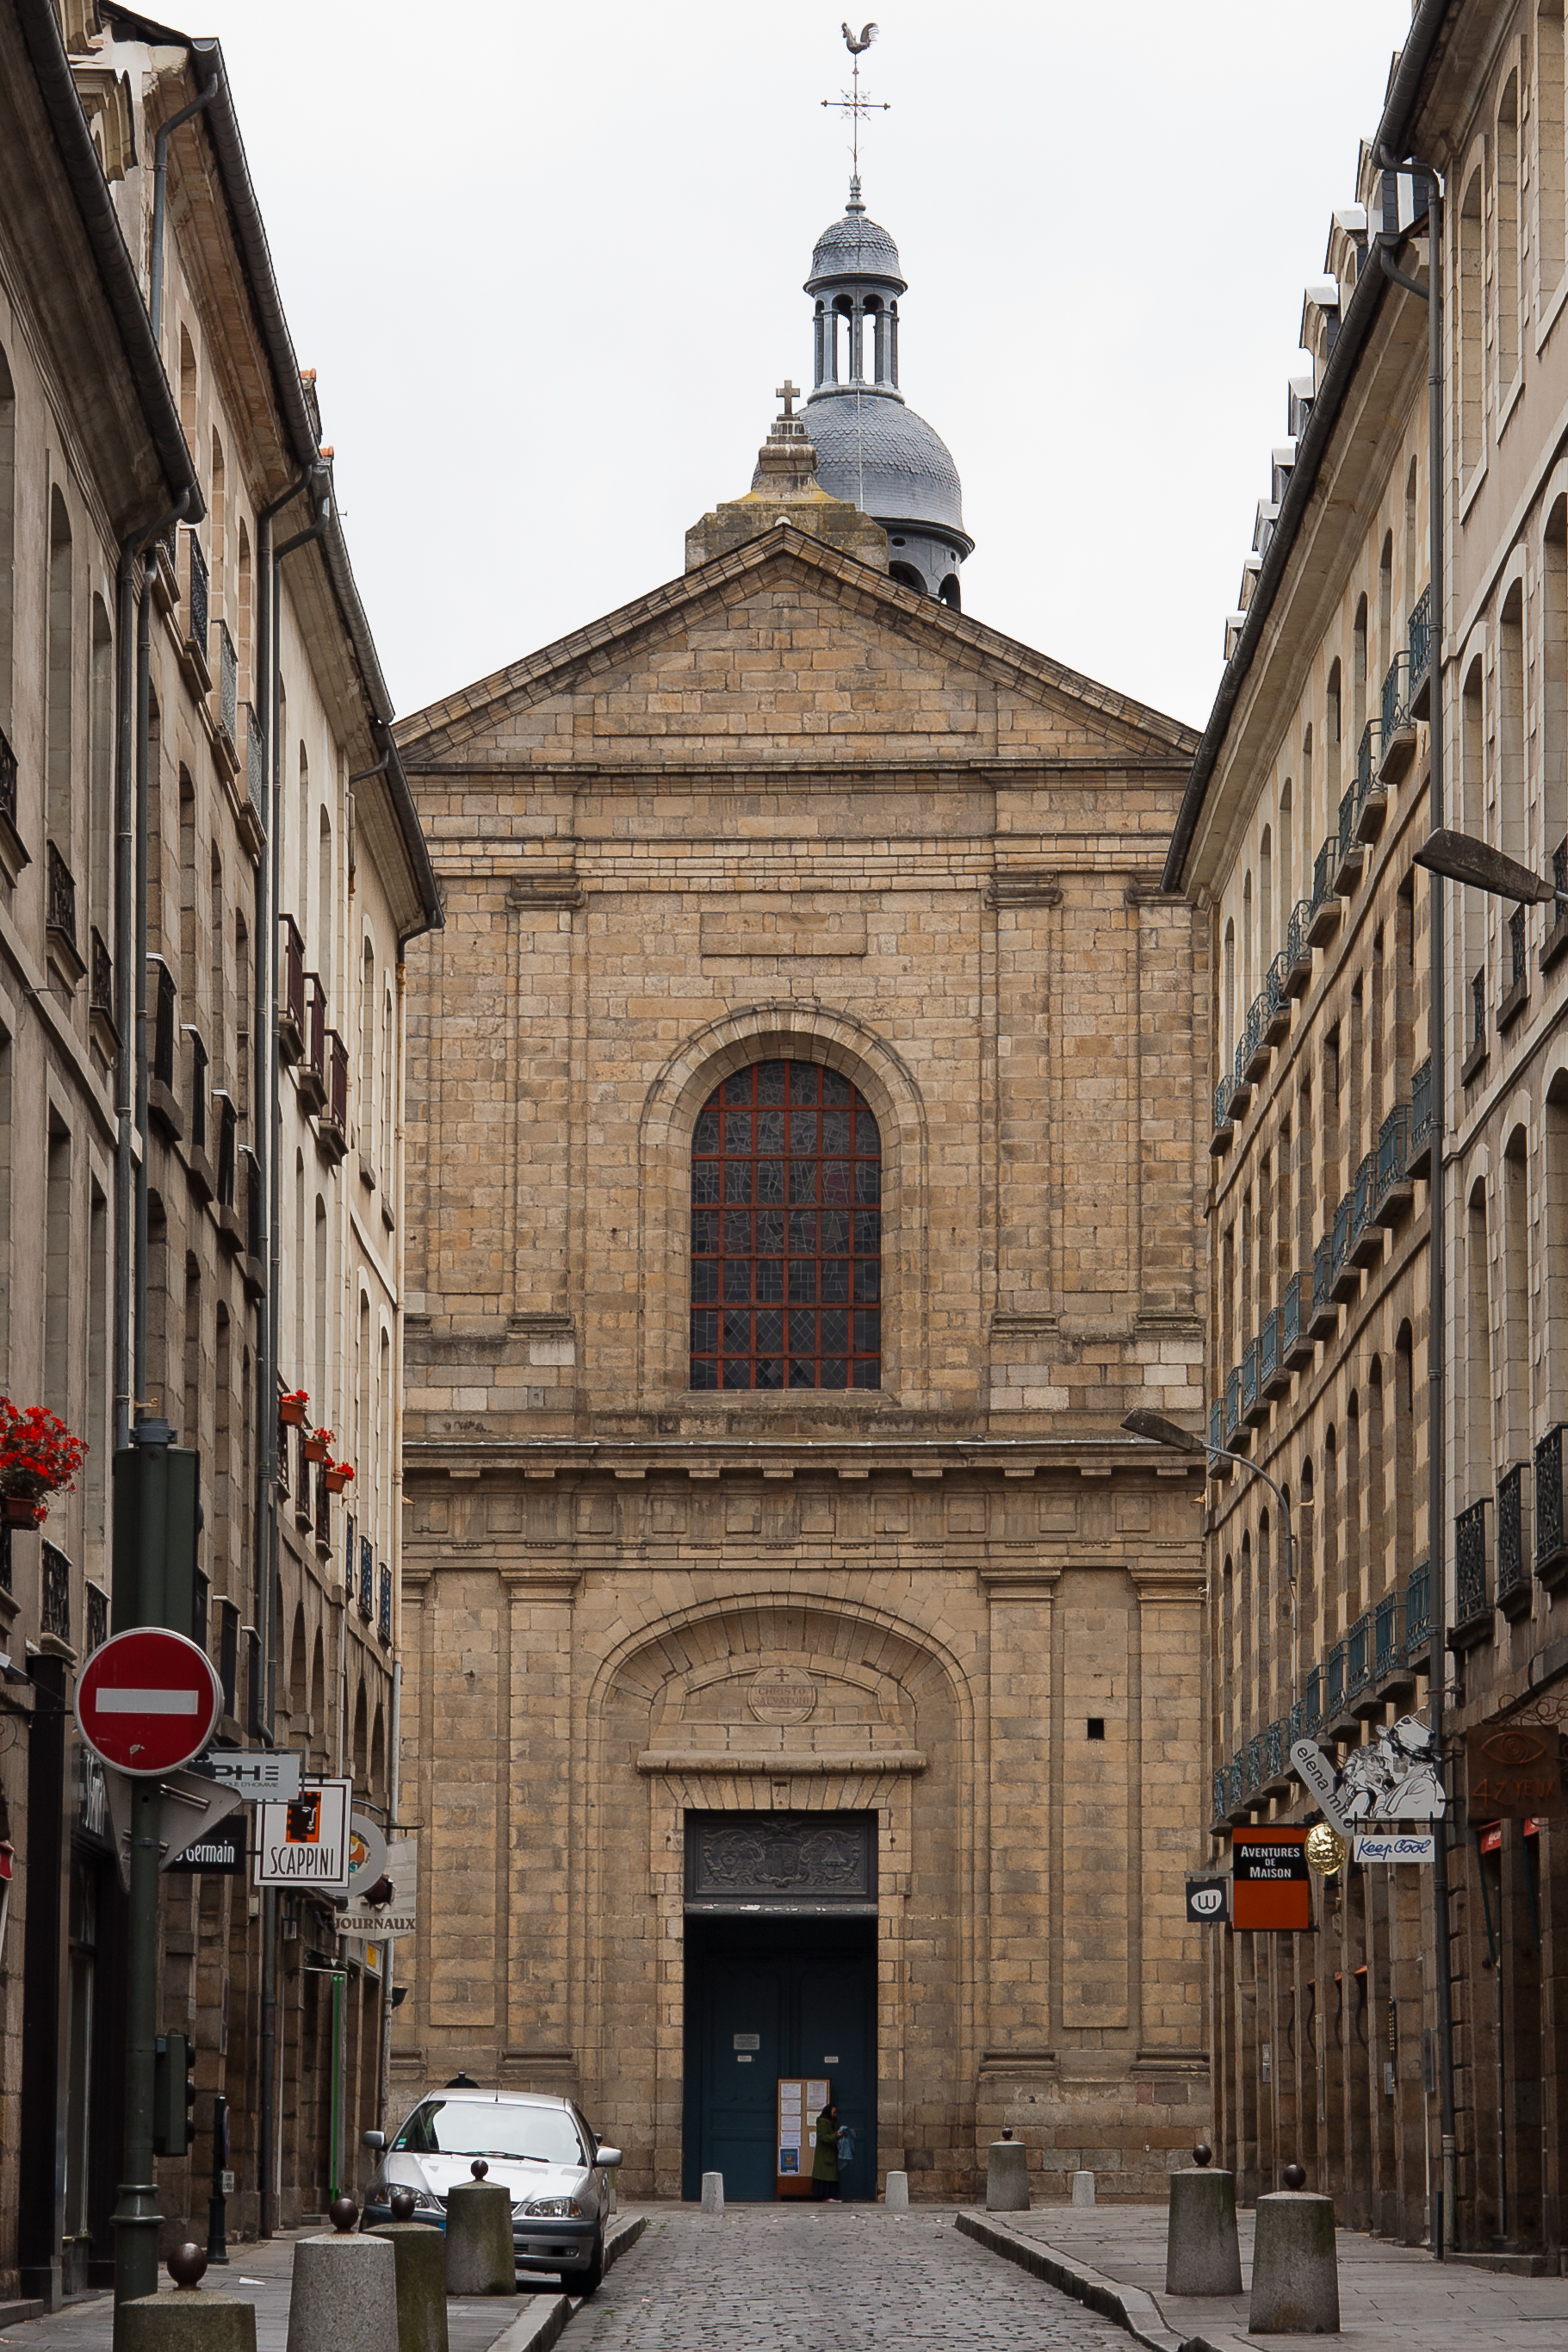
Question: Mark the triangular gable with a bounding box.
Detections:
[395,527,1198,771]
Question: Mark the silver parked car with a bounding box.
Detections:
[362,2088,623,2293]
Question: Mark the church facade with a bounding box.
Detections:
[391,194,1214,2200]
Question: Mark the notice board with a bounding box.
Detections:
[1231,1828,1311,1931]
[776,2076,830,2199]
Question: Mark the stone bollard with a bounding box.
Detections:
[119,2246,257,2352]
[884,2171,909,2211]
[369,2188,449,2352]
[443,2163,515,2296]
[1165,2144,1243,2297]
[985,2127,1029,2213]
[1070,2170,1096,2208]
[1249,2164,1340,2335]
[699,2171,724,2215]
[286,2199,399,2352]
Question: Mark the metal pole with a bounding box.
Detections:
[148,79,218,346]
[206,2091,230,2265]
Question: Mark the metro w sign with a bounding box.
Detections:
[74,1627,223,1776]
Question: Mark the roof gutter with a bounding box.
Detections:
[14,0,202,519]
[1162,0,1458,898]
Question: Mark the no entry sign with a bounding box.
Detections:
[74,1627,223,1776]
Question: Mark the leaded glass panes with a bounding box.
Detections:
[691,1059,881,1389]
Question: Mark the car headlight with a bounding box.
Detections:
[401,2188,443,2212]
[522,2196,584,2219]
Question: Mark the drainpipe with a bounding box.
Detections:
[1380,152,1457,2262]
[115,496,189,1449]
[148,78,218,346]
[255,475,330,2237]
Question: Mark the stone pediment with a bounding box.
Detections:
[394,527,1197,774]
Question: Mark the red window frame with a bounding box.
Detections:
[690,1059,881,1390]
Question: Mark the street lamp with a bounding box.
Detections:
[1121,1407,1296,1594]
[1413,826,1568,908]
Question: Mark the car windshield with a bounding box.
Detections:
[393,2100,587,2167]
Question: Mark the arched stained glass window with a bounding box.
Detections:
[690,1059,881,1390]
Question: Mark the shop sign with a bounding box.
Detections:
[1466,1722,1568,1818]
[1231,1828,1311,1932]
[1353,1832,1435,1865]
[1185,1874,1231,1924]
[166,1818,246,1875]
[253,1778,351,1888]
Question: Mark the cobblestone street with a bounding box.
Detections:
[570,2208,1131,2352]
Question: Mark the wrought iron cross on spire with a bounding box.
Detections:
[822,22,889,194]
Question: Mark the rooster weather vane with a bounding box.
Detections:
[823,22,889,195]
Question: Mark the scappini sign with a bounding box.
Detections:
[253,1778,351,1889]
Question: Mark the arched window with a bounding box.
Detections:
[690,1058,881,1391]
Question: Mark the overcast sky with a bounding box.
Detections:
[194,0,1415,732]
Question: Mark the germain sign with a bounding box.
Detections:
[253,1778,351,1889]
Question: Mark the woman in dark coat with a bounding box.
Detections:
[811,2101,840,2200]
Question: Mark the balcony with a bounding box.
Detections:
[1460,967,1487,1086]
[1280,1269,1313,1374]
[314,1462,331,1553]
[1225,1749,1248,1821]
[1241,1339,1261,1427]
[148,958,182,1139]
[1379,649,1416,785]
[0,722,28,884]
[41,1541,71,1646]
[1262,951,1292,1046]
[180,530,212,694]
[1352,718,1385,846]
[278,915,305,1066]
[299,973,328,1114]
[1348,1149,1382,1269]
[45,839,85,987]
[1224,1365,1245,1447]
[214,618,239,776]
[1239,995,1267,1090]
[1329,1188,1360,1302]
[1499,903,1530,1032]
[1348,1609,1383,1717]
[1211,1075,1236,1156]
[1543,837,1568,971]
[85,1580,108,1656]
[183,1027,213,1201]
[1452,1498,1493,1649]
[1497,1461,1532,1621]
[315,1028,350,1165]
[1374,1103,1414,1226]
[215,1095,243,1256]
[1209,1398,1224,1456]
[1333,782,1365,891]
[1537,1423,1568,1589]
[1324,1636,1353,1735]
[1308,1233,1338,1340]
[1258,1306,1286,1402]
[90,925,117,1057]
[1407,1054,1434,1176]
[1307,839,1342,946]
[1211,1767,1228,1829]
[1227,1040,1254,1123]
[1284,899,1313,996]
[1373,1586,1414,1699]
[378,1564,393,1646]
[240,702,267,853]
[1299,1661,1323,1737]
[1408,584,1432,717]
[359,1535,375,1623]
[1404,1558,1433,1657]
[239,1145,265,1298]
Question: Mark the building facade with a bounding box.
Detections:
[0,0,437,2304]
[1170,0,1568,2262]
[394,188,1214,2204]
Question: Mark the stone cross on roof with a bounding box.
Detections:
[776,381,801,420]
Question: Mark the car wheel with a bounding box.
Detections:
[575,2227,605,2298]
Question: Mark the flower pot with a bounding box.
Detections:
[323,1469,351,1495]
[303,1436,332,1464]
[279,1394,308,1427]
[2,1493,42,1530]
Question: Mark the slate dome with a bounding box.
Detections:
[800,390,965,540]
[806,209,904,289]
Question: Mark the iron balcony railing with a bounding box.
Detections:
[1381,649,1411,743]
[1337,785,1356,865]
[1347,1610,1373,1698]
[1246,1734,1266,1796]
[1224,1366,1243,1442]
[216,1093,237,1210]
[1312,838,1335,912]
[1236,996,1263,1086]
[85,1581,108,1656]
[1509,904,1528,994]
[0,721,16,828]
[242,1146,263,1260]
[1300,1661,1323,1735]
[1410,1055,1433,1155]
[1376,1104,1410,1210]
[1471,968,1485,1059]
[344,1513,356,1594]
[379,1565,393,1645]
[1209,1399,1224,1454]
[188,1029,208,1154]
[1286,899,1312,973]
[1242,1341,1259,1419]
[1212,1768,1227,1824]
[243,702,266,834]
[1258,1309,1279,1391]
[1325,1638,1347,1719]
[90,927,114,1029]
[1264,950,1290,1031]
[315,1464,331,1548]
[1331,1190,1352,1284]
[280,915,306,1042]
[216,618,238,748]
[1311,1233,1332,1323]
[276,1412,289,1501]
[1455,1499,1491,1626]
[1497,1462,1528,1605]
[1536,1424,1566,1572]
[1409,583,1432,688]
[359,1535,375,1622]
[1354,718,1381,814]
[1406,1558,1432,1649]
[1227,1751,1246,1813]
[306,971,326,1084]
[327,1029,349,1133]
[186,529,209,650]
[1213,1076,1235,1132]
[42,1540,70,1641]
[1373,1586,1405,1677]
[46,839,77,949]
[1351,1151,1374,1251]
[1264,1717,1286,1781]
[152,960,177,1088]
[1280,1270,1306,1357]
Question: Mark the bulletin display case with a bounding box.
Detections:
[776,2076,830,2199]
